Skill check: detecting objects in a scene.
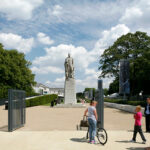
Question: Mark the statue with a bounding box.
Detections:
[64,53,74,79]
[55,53,85,107]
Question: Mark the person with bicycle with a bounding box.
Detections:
[84,100,98,144]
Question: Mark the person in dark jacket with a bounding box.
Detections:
[144,97,150,132]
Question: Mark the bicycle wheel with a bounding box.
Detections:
[97,128,108,145]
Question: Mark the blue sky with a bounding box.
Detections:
[0,0,150,92]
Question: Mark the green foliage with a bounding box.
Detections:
[0,87,8,99]
[26,94,58,107]
[103,88,109,96]
[76,92,84,98]
[99,31,150,95]
[108,77,119,94]
[26,92,40,97]
[104,98,146,107]
[0,43,36,98]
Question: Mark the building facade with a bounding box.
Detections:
[33,83,64,97]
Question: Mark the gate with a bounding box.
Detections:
[8,89,26,132]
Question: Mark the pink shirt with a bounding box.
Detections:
[134,112,142,126]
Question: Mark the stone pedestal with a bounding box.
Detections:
[64,78,76,104]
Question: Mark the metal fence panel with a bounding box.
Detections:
[8,89,26,132]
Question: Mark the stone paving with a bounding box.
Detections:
[0,131,149,150]
[0,105,149,150]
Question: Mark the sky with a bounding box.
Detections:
[0,0,150,92]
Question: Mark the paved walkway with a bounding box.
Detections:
[19,105,146,131]
[0,105,146,131]
[0,105,150,149]
[0,130,149,150]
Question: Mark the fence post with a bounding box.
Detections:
[8,89,13,132]
[96,80,104,128]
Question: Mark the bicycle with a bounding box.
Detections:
[86,121,108,145]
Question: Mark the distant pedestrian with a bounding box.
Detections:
[81,99,84,104]
[144,97,150,132]
[84,101,98,144]
[54,99,58,105]
[130,105,146,144]
[51,101,54,107]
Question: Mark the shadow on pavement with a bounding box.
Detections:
[126,147,146,150]
[127,130,133,132]
[116,140,142,144]
[70,137,88,143]
[115,109,132,114]
[0,125,8,132]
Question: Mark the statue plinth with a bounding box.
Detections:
[64,78,76,104]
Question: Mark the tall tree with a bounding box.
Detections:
[108,77,119,95]
[0,43,36,98]
[103,88,109,96]
[99,31,150,95]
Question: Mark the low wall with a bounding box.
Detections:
[104,102,144,115]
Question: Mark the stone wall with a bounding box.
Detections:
[104,102,144,115]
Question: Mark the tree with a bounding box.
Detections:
[0,43,36,98]
[99,31,150,95]
[103,88,109,96]
[108,77,119,95]
[76,92,84,98]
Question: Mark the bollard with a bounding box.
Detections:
[96,80,104,128]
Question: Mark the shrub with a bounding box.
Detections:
[26,94,58,107]
[0,87,8,99]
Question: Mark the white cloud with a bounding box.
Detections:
[76,70,113,92]
[0,33,34,53]
[47,1,127,24]
[45,76,65,88]
[32,44,96,75]
[31,66,64,74]
[93,24,130,56]
[85,68,97,75]
[119,0,150,30]
[120,7,143,23]
[37,32,54,45]
[0,0,43,20]
[52,5,62,16]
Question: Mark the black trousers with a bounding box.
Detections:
[132,125,146,141]
[145,114,150,132]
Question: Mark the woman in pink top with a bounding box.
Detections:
[131,105,146,144]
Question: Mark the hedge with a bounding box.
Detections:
[26,94,58,107]
[104,98,146,107]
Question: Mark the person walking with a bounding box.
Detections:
[130,105,146,144]
[84,101,98,144]
[144,97,150,133]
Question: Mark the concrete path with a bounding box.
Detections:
[0,105,146,131]
[19,105,146,131]
[0,105,150,150]
[0,130,149,150]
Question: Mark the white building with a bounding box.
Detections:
[33,83,64,97]
[49,88,64,97]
